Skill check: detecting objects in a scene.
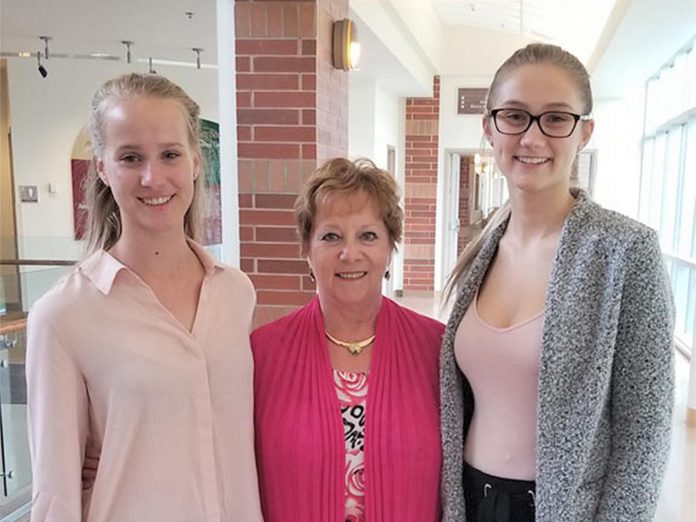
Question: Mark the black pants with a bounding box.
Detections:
[463,462,536,522]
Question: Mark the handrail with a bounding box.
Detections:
[0,317,27,336]
[0,259,76,266]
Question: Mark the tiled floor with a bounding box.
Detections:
[396,293,696,522]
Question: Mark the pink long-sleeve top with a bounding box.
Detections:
[26,242,263,522]
[251,296,444,522]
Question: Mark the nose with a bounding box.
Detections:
[519,117,547,146]
[140,162,164,187]
[338,239,361,261]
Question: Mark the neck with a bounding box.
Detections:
[319,293,382,340]
[108,229,196,281]
[506,184,575,242]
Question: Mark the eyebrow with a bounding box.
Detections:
[114,142,185,152]
[498,100,577,111]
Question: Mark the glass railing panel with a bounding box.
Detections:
[0,261,76,520]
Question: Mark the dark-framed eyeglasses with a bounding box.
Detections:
[489,108,592,138]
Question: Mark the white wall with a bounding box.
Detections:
[589,87,646,218]
[348,75,405,291]
[7,58,219,262]
[348,76,377,160]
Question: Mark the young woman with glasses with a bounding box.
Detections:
[440,43,675,521]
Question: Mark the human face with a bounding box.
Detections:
[307,191,392,309]
[483,63,594,195]
[96,97,200,240]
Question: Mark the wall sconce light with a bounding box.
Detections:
[332,19,360,71]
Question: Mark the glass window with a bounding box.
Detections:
[640,37,696,353]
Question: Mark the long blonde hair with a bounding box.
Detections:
[84,73,204,253]
[443,43,593,302]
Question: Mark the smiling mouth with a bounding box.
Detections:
[140,195,174,206]
[336,272,367,279]
[515,156,550,165]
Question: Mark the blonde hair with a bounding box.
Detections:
[295,158,403,255]
[444,43,592,302]
[84,73,204,253]
[486,42,593,114]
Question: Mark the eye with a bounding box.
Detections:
[163,150,182,160]
[544,112,574,124]
[498,110,528,125]
[320,232,339,242]
[119,153,140,163]
[361,231,378,241]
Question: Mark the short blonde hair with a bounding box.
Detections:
[295,158,403,255]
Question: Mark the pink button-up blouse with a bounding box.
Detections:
[26,242,263,521]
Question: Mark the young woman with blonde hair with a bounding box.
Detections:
[440,44,675,521]
[27,73,263,521]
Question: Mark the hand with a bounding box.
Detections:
[82,444,100,491]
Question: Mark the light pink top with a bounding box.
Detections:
[454,295,543,480]
[26,242,263,522]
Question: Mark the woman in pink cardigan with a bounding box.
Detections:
[251,158,445,522]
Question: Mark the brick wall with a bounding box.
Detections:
[403,77,440,293]
[235,0,348,326]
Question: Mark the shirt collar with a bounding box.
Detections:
[79,239,224,295]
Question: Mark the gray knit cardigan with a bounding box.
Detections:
[440,189,675,521]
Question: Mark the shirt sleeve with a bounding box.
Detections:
[26,301,89,521]
[595,228,675,521]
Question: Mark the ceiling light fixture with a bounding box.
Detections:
[39,36,51,59]
[148,57,156,74]
[332,19,360,71]
[37,51,47,78]
[121,40,133,63]
[192,48,202,69]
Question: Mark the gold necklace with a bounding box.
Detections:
[325,331,376,355]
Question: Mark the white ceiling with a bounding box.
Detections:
[0,0,218,66]
[1,0,694,100]
[431,0,618,64]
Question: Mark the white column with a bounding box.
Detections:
[216,0,240,266]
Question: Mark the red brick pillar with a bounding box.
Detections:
[235,0,348,326]
[403,77,440,293]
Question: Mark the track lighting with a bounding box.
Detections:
[39,36,51,59]
[121,40,133,64]
[192,48,202,69]
[37,51,47,78]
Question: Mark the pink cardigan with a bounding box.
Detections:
[251,296,444,522]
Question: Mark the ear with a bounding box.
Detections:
[578,118,595,151]
[482,115,494,145]
[96,157,109,186]
[191,150,202,181]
